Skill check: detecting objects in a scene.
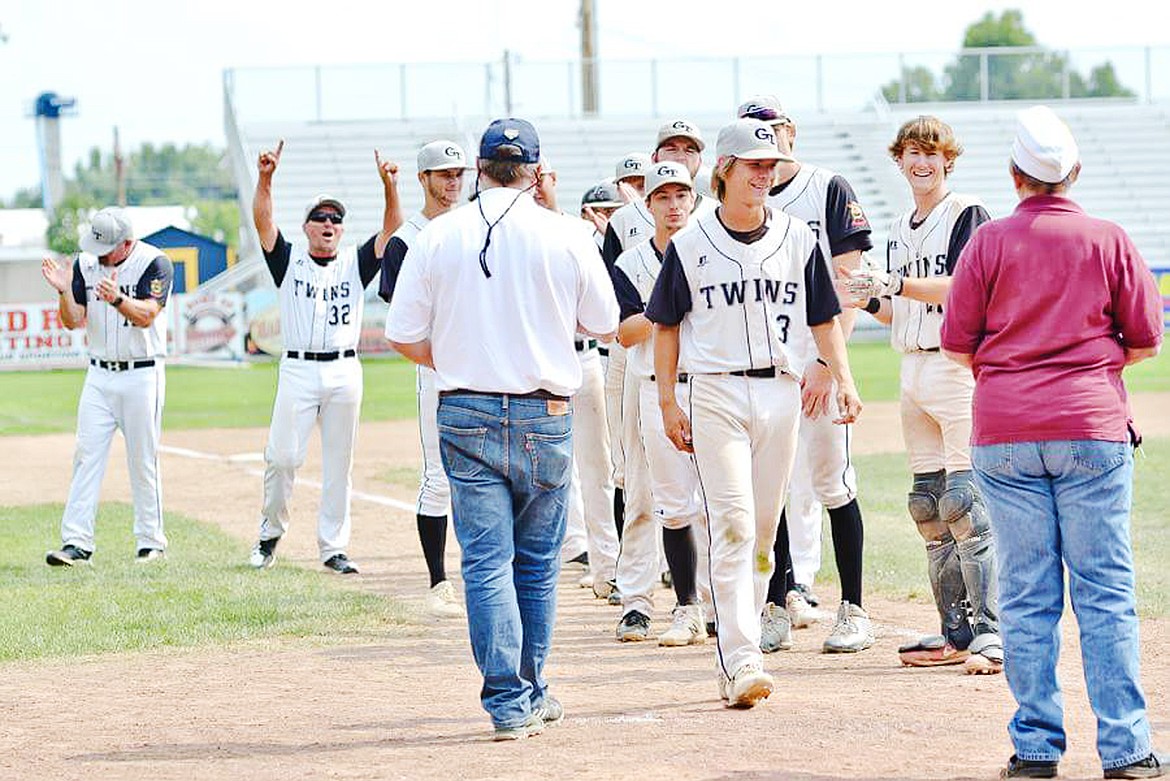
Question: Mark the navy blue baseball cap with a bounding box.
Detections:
[479,118,540,163]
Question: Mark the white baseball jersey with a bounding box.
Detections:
[886,193,990,353]
[71,241,173,360]
[602,194,716,269]
[378,213,430,304]
[266,233,378,352]
[767,164,872,367]
[644,208,840,376]
[612,239,666,381]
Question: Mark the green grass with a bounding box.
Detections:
[0,503,406,662]
[0,357,420,435]
[829,435,1170,618]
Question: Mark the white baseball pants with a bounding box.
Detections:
[603,344,627,489]
[415,365,451,516]
[567,349,617,587]
[60,363,167,553]
[259,356,362,562]
[689,373,800,680]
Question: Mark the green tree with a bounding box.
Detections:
[45,190,98,255]
[190,199,242,249]
[881,65,941,104]
[883,9,1135,103]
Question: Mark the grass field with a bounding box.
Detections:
[0,503,404,663]
[2,344,1166,436]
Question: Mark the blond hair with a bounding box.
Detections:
[889,116,963,173]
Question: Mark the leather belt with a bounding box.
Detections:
[648,373,689,383]
[91,358,157,372]
[729,367,776,378]
[598,346,609,357]
[286,349,357,361]
[574,339,598,352]
[440,388,570,402]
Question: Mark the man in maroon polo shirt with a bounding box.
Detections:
[941,105,1164,780]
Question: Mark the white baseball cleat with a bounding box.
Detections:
[822,601,875,653]
[785,589,825,629]
[719,663,774,709]
[425,580,465,618]
[658,604,706,647]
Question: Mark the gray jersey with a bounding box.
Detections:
[72,241,173,360]
[886,192,989,353]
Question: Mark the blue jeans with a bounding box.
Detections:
[437,392,573,729]
[971,440,1150,770]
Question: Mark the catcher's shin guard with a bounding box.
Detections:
[941,471,1000,656]
[927,538,974,650]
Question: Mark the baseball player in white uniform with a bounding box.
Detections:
[738,95,875,654]
[646,119,862,708]
[42,208,174,566]
[837,115,1001,675]
[379,140,470,616]
[600,120,718,596]
[248,140,402,574]
[610,161,711,646]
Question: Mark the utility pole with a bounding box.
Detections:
[580,0,599,116]
[113,126,126,207]
[503,49,513,116]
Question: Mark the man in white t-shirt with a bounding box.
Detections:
[386,118,618,740]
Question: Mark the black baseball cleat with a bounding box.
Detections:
[323,553,359,575]
[1000,755,1058,778]
[249,537,280,570]
[135,548,166,563]
[46,545,92,567]
[1105,753,1164,779]
[794,582,820,608]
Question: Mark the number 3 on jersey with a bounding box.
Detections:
[328,303,351,326]
[775,313,790,343]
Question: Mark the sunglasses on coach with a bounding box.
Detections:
[307,212,344,225]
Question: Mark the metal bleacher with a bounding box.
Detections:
[218,99,1170,293]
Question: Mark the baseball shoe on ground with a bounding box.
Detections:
[492,713,544,741]
[898,635,970,667]
[615,610,651,642]
[785,588,824,628]
[46,544,92,567]
[593,578,617,600]
[794,582,820,607]
[719,663,774,709]
[822,601,874,653]
[533,696,564,726]
[425,580,464,618]
[964,652,1004,675]
[135,548,166,564]
[759,602,793,653]
[1000,755,1058,778]
[249,537,280,570]
[322,553,359,575]
[607,587,623,606]
[1104,753,1165,779]
[658,604,706,647]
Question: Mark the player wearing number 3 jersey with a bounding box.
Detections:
[646,119,862,708]
[247,139,402,574]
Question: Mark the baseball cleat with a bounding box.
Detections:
[964,652,1004,675]
[492,713,544,741]
[425,580,465,618]
[615,610,651,642]
[822,601,874,654]
[533,696,564,727]
[135,548,166,564]
[658,604,706,647]
[793,582,820,608]
[759,602,793,653]
[46,544,92,567]
[785,588,825,629]
[1103,752,1164,779]
[249,537,280,570]
[1000,754,1058,778]
[593,578,617,600]
[322,553,359,575]
[898,635,970,667]
[720,663,774,709]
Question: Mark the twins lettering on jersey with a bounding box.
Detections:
[889,248,948,315]
[280,244,364,351]
[699,277,801,344]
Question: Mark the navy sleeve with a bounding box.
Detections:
[70,258,86,306]
[946,205,991,274]
[377,236,410,303]
[611,264,645,322]
[824,175,873,257]
[804,245,842,327]
[644,241,692,326]
[134,254,174,307]
[357,235,381,288]
[263,231,292,287]
[601,223,623,271]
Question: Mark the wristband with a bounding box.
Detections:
[112,295,125,307]
[864,297,881,314]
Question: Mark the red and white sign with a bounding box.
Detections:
[0,303,87,368]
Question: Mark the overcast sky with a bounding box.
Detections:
[1,0,1164,200]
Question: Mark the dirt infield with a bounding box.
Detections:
[2,395,1167,781]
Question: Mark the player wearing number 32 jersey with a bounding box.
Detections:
[646,119,862,709]
[247,139,402,575]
